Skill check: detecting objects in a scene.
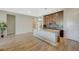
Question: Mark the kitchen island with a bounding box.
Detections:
[33,29,60,46]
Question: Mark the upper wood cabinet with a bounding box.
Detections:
[43,11,63,28]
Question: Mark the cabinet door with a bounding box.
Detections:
[45,31,51,39]
[44,15,51,27]
[50,32,57,43]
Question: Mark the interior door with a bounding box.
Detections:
[7,14,15,35]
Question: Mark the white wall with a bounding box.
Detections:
[64,8,79,42]
[16,14,33,34]
[0,10,34,35]
[0,11,6,22]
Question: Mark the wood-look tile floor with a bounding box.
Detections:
[0,33,79,51]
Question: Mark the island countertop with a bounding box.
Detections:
[43,29,60,33]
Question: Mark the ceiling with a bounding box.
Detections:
[0,8,63,17]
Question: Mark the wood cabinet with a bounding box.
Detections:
[43,11,63,28]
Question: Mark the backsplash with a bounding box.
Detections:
[47,22,62,30]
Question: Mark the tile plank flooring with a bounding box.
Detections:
[0,33,79,51]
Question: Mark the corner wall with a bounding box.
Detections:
[0,11,6,22]
[64,8,79,42]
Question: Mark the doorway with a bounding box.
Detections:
[7,14,15,36]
